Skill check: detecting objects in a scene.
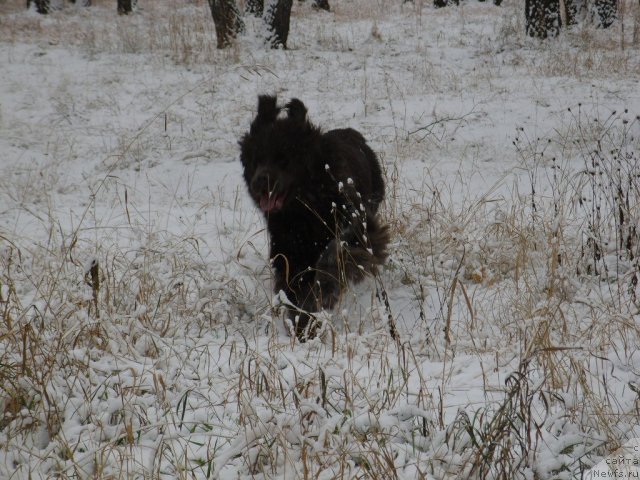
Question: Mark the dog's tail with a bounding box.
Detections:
[315,214,390,283]
[313,215,389,309]
[340,214,390,283]
[367,216,390,269]
[351,215,389,279]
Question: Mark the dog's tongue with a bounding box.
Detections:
[260,193,284,212]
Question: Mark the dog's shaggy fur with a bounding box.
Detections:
[239,95,389,338]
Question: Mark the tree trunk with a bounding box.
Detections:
[27,0,49,14]
[246,0,263,16]
[434,0,460,8]
[311,0,330,10]
[525,0,561,38]
[563,0,585,25]
[208,0,245,49]
[298,0,330,10]
[118,0,132,14]
[265,0,293,49]
[593,0,617,28]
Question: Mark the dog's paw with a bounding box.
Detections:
[314,271,341,310]
[283,308,320,342]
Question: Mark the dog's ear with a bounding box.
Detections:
[252,95,279,131]
[285,99,308,124]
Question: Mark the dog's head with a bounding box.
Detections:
[239,95,320,214]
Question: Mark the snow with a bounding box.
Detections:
[1,0,640,478]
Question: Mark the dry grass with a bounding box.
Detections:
[1,0,220,64]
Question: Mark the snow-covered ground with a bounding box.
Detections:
[1,0,640,478]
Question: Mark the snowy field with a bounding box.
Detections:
[1,0,640,478]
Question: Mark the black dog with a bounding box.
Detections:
[239,95,389,338]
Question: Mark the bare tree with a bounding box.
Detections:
[212,0,295,50]
[434,0,459,7]
[246,0,263,16]
[265,0,293,49]
[563,0,585,25]
[117,0,132,14]
[27,0,50,14]
[435,0,501,6]
[208,0,245,49]
[561,0,617,30]
[299,0,330,10]
[525,0,561,38]
[593,0,617,28]
[312,0,330,10]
